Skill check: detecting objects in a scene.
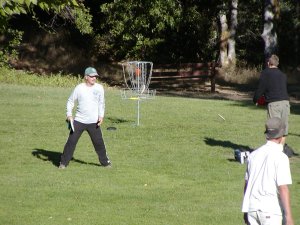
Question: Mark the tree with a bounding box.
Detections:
[2,0,299,73]
[276,0,300,67]
[0,0,93,66]
[99,0,182,61]
[98,0,219,63]
[218,2,229,67]
[0,0,92,34]
[228,0,238,66]
[218,0,238,69]
[261,0,279,60]
[235,1,264,66]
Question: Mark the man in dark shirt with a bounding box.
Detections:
[253,54,290,144]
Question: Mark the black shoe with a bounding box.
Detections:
[101,161,112,168]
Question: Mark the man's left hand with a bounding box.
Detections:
[97,117,104,126]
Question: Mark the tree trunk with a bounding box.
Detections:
[219,11,229,67]
[296,0,299,65]
[261,0,279,60]
[228,0,238,67]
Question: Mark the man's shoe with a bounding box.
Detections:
[58,163,66,169]
[104,164,112,168]
[101,161,112,168]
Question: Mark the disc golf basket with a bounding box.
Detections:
[121,61,156,126]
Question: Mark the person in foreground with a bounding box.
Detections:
[242,117,293,225]
[253,54,290,145]
[59,67,111,169]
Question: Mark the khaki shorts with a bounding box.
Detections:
[247,211,283,225]
[267,100,290,136]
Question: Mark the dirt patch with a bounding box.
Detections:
[156,83,300,104]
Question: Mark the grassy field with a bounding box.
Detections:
[0,78,299,224]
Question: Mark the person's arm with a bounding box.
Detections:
[253,74,266,104]
[243,181,249,224]
[97,117,103,126]
[66,88,77,121]
[97,86,105,125]
[279,185,294,225]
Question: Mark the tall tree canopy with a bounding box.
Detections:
[98,0,219,63]
[1,0,299,71]
[0,0,92,34]
[99,0,182,61]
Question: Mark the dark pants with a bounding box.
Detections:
[60,120,110,166]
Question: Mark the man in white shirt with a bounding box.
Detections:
[242,117,293,225]
[59,67,111,169]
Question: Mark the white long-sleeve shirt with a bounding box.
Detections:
[66,83,105,124]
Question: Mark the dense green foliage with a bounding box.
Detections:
[96,0,299,66]
[278,1,300,66]
[0,77,300,224]
[97,0,223,63]
[0,28,23,67]
[236,1,264,65]
[100,0,182,61]
[0,0,87,31]
[0,0,299,68]
[0,0,93,67]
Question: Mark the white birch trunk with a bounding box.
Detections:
[261,0,278,58]
[219,12,229,67]
[228,0,238,66]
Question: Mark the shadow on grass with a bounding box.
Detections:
[204,137,252,151]
[32,148,100,167]
[289,132,300,137]
[203,137,253,163]
[106,116,131,124]
[104,116,134,128]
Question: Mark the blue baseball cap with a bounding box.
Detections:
[84,67,99,77]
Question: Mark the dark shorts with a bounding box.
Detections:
[267,100,290,136]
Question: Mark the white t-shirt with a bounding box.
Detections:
[66,83,105,124]
[242,141,292,215]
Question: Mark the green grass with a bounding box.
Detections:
[0,79,299,224]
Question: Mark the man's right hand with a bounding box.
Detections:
[66,116,73,122]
